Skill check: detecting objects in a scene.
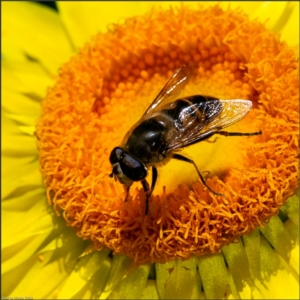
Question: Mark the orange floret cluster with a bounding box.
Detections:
[36,5,299,263]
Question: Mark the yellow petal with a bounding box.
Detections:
[2,116,37,158]
[139,1,217,11]
[108,263,151,299]
[284,219,299,241]
[2,190,51,248]
[100,254,132,299]
[226,268,240,299]
[2,232,50,273]
[2,89,40,117]
[57,2,150,49]
[1,37,27,62]
[141,280,160,299]
[2,252,38,296]
[74,258,112,299]
[2,186,45,212]
[220,1,263,16]
[57,250,110,298]
[242,230,261,278]
[281,193,299,226]
[252,235,299,299]
[5,233,85,299]
[197,253,229,299]
[191,271,206,299]
[57,1,214,51]
[2,155,36,180]
[3,112,38,128]
[2,1,73,74]
[279,2,299,46]
[2,157,42,201]
[2,60,52,98]
[260,216,299,274]
[251,2,289,29]
[222,238,253,299]
[156,257,197,299]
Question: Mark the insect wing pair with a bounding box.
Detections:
[142,64,253,151]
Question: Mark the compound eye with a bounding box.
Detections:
[109,147,123,164]
[120,153,147,181]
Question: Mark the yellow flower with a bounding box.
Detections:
[2,1,299,299]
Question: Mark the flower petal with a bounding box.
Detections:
[284,219,299,241]
[2,158,42,200]
[2,89,41,118]
[242,230,261,278]
[3,112,38,128]
[1,37,27,62]
[279,2,299,46]
[197,253,229,299]
[222,238,253,299]
[191,271,206,299]
[282,194,299,226]
[220,2,263,15]
[251,2,289,29]
[57,2,143,49]
[100,254,132,299]
[2,155,36,181]
[4,232,85,299]
[2,60,52,98]
[57,1,215,50]
[2,232,51,274]
[226,269,240,299]
[260,215,299,274]
[2,252,39,296]
[252,235,299,299]
[108,263,151,299]
[2,190,52,248]
[57,250,110,299]
[141,280,160,299]
[2,1,74,74]
[2,116,38,159]
[156,257,197,299]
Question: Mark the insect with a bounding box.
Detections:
[109,64,261,214]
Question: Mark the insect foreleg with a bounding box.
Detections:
[141,166,158,215]
[124,185,131,202]
[141,179,150,215]
[215,130,262,137]
[172,153,224,196]
[150,166,158,195]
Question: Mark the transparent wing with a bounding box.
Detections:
[166,99,253,151]
[143,64,193,116]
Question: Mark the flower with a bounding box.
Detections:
[2,1,299,299]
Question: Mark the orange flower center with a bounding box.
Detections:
[36,5,299,263]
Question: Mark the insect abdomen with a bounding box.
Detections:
[162,95,221,130]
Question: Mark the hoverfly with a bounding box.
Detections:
[109,64,261,214]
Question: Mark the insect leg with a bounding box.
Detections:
[141,167,158,215]
[124,185,131,202]
[215,130,262,137]
[141,179,150,215]
[204,137,218,143]
[150,166,158,194]
[172,153,224,196]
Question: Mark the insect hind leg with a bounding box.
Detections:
[215,130,262,137]
[172,153,224,196]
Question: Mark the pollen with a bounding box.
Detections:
[36,5,299,263]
